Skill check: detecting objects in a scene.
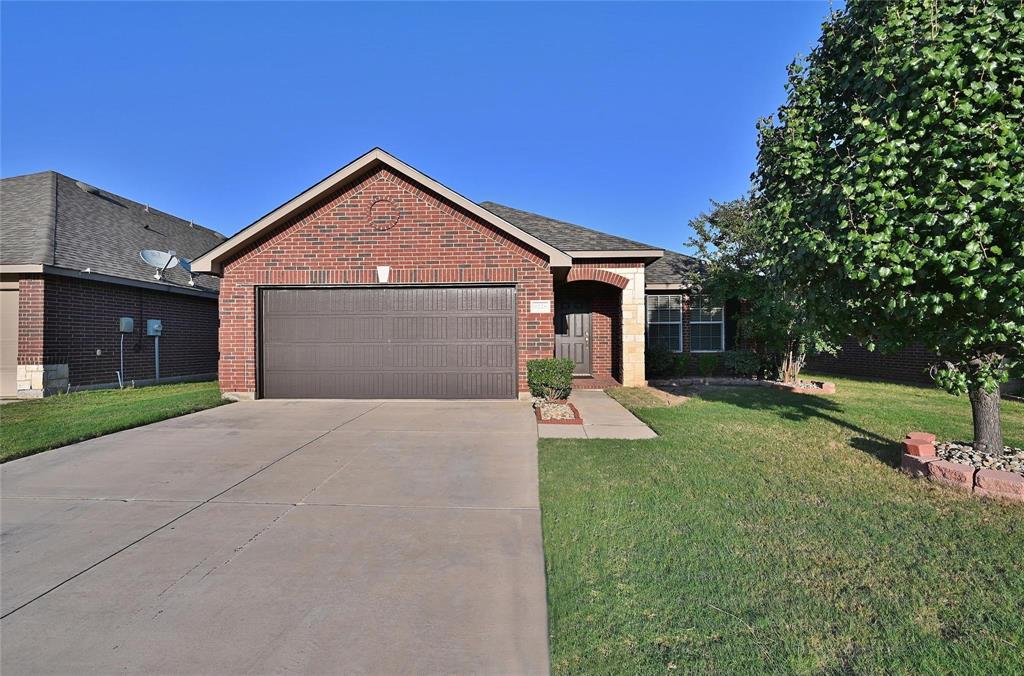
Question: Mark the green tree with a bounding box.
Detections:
[686,198,836,384]
[755,0,1024,452]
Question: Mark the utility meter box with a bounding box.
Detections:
[146,319,163,336]
[119,317,134,333]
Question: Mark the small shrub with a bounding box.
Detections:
[723,350,760,377]
[527,358,575,400]
[671,353,691,377]
[645,347,675,378]
[697,353,720,378]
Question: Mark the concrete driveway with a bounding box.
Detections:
[1,400,549,675]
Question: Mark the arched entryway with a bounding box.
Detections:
[554,279,624,388]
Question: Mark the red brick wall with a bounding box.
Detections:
[556,281,620,382]
[806,337,937,384]
[17,275,45,365]
[28,274,218,386]
[218,166,555,395]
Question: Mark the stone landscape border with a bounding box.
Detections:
[648,377,836,394]
[900,432,1024,503]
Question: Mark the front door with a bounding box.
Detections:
[554,300,591,376]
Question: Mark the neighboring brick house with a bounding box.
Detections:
[806,339,938,385]
[0,172,225,397]
[805,339,1023,395]
[193,148,725,400]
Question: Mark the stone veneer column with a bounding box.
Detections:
[16,364,69,398]
[601,265,646,387]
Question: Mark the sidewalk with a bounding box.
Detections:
[538,390,657,439]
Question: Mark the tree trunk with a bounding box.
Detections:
[778,347,806,384]
[968,385,1003,455]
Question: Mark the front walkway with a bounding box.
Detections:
[1,399,549,675]
[538,390,657,439]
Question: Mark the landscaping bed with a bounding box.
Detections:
[901,433,1023,502]
[0,381,228,462]
[534,400,583,425]
[649,376,837,395]
[539,375,1024,673]
[935,441,1024,475]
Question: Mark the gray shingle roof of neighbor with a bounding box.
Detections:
[479,201,660,253]
[0,171,225,292]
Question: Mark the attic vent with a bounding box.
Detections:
[75,181,101,195]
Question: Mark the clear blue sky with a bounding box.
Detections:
[1,1,830,251]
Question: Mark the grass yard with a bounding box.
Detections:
[0,381,228,462]
[540,375,1024,674]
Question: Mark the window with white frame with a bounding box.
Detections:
[646,294,683,352]
[690,295,725,352]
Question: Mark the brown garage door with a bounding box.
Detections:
[260,286,517,399]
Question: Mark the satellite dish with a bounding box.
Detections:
[140,249,179,280]
[177,257,197,286]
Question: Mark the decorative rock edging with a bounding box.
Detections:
[766,380,836,395]
[649,377,836,394]
[900,432,1024,503]
[534,401,584,425]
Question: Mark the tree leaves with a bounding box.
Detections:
[753,0,1024,396]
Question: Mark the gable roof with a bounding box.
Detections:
[0,171,225,294]
[191,148,573,273]
[479,202,662,258]
[0,172,57,266]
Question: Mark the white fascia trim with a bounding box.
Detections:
[645,283,690,291]
[565,249,664,259]
[191,148,572,274]
[0,264,45,273]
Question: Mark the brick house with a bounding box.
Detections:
[0,172,225,397]
[193,148,727,400]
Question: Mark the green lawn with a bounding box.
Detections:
[540,375,1024,674]
[0,381,228,462]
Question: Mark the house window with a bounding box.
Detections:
[690,295,725,352]
[646,294,683,352]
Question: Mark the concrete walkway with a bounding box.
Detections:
[1,399,549,675]
[538,390,657,439]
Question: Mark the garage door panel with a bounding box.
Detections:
[262,370,516,400]
[265,316,386,343]
[454,316,515,341]
[261,287,516,399]
[264,343,389,371]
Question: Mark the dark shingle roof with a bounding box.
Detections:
[1,171,224,292]
[0,172,56,265]
[480,201,659,253]
[480,200,699,286]
[644,250,701,285]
